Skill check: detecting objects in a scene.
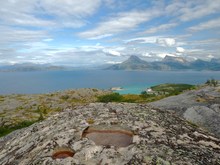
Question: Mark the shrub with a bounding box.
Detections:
[97,93,123,103]
[60,95,70,100]
[87,118,95,124]
[140,91,155,98]
[0,120,36,137]
[206,78,218,87]
[38,112,44,121]
[92,89,98,92]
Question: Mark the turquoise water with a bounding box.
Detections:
[0,70,220,94]
[115,85,154,94]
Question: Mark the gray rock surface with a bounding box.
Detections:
[0,103,220,165]
[184,105,220,136]
[149,86,220,137]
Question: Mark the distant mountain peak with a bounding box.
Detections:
[163,55,187,63]
[105,55,220,71]
[125,55,146,64]
[106,55,150,70]
[128,55,141,60]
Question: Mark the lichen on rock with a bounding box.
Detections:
[0,103,220,165]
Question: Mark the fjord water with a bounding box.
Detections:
[0,70,220,94]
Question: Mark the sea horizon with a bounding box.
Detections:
[1,70,220,95]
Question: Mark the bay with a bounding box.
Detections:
[0,70,220,94]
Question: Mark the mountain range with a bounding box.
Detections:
[1,55,220,71]
[106,55,220,71]
[0,63,65,72]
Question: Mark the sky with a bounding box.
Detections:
[0,0,220,66]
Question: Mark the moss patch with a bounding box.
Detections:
[0,120,36,137]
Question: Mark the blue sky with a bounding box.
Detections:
[0,0,220,66]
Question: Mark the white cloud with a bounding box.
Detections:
[89,34,113,40]
[165,0,220,22]
[41,0,101,17]
[43,38,53,42]
[180,0,220,22]
[189,39,220,45]
[176,47,185,53]
[0,0,101,28]
[0,1,55,27]
[142,52,152,57]
[0,26,49,44]
[0,0,220,65]
[78,9,162,39]
[103,49,121,56]
[157,53,176,58]
[125,36,160,44]
[156,38,176,47]
[207,54,214,59]
[105,61,121,64]
[188,17,220,32]
[186,48,204,53]
[143,23,178,34]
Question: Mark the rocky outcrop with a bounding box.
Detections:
[184,105,220,136]
[0,103,220,164]
[149,86,220,138]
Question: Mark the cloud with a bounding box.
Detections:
[180,0,220,22]
[103,49,121,56]
[41,0,101,17]
[142,52,154,57]
[89,34,113,40]
[43,48,125,66]
[43,38,53,42]
[143,23,178,34]
[188,17,220,32]
[157,53,176,58]
[176,47,185,53]
[0,26,49,45]
[0,0,220,65]
[156,38,176,47]
[105,61,122,64]
[78,9,162,39]
[165,0,220,22]
[125,36,159,44]
[0,1,55,27]
[189,39,220,45]
[0,0,101,28]
[207,54,214,59]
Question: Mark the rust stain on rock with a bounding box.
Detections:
[52,146,75,159]
[82,126,133,147]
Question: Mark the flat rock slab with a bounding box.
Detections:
[0,103,220,165]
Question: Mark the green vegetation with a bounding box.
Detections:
[0,89,109,137]
[87,118,95,124]
[60,95,70,100]
[0,109,46,137]
[0,84,197,137]
[151,83,196,95]
[206,78,218,87]
[0,96,4,102]
[98,84,196,103]
[97,93,123,103]
[0,120,36,137]
[97,93,163,103]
